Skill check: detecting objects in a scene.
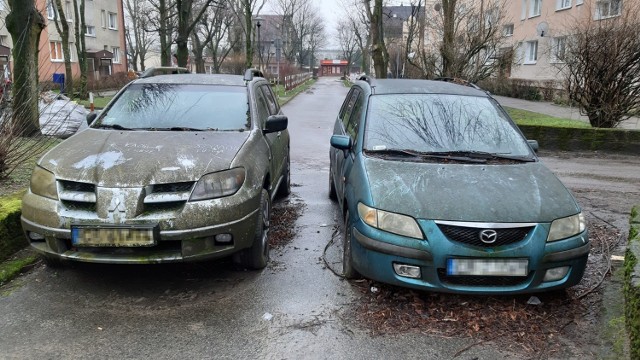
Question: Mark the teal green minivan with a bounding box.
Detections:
[329,77,589,294]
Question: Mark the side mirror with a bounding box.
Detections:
[264,115,288,133]
[527,139,539,153]
[86,112,98,125]
[330,135,352,151]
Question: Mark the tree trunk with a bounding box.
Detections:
[369,0,388,78]
[6,0,46,136]
[158,0,172,66]
[244,0,254,69]
[73,0,88,99]
[54,0,74,96]
[440,0,457,78]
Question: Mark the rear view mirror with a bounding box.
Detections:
[86,112,98,125]
[330,135,352,150]
[527,140,539,153]
[264,115,288,133]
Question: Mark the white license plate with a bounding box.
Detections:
[447,258,528,276]
[71,226,157,247]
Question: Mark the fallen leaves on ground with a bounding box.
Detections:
[269,195,306,248]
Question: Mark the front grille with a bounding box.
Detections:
[438,224,532,247]
[437,269,529,287]
[60,180,96,193]
[153,182,194,193]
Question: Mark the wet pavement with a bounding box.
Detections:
[1,77,638,359]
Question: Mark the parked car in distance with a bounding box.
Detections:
[329,77,589,294]
[21,69,290,269]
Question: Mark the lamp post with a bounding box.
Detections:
[254,16,263,71]
[274,37,282,86]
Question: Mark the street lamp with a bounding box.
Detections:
[254,16,263,71]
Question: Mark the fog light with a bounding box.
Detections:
[543,266,570,282]
[214,233,233,244]
[28,232,45,241]
[393,263,421,279]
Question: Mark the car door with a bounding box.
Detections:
[256,84,283,192]
[333,88,362,207]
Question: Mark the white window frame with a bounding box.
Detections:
[112,47,121,63]
[84,25,96,37]
[521,0,528,20]
[530,0,542,17]
[595,0,622,19]
[576,0,584,5]
[47,1,55,19]
[551,36,566,62]
[525,40,538,64]
[100,10,106,28]
[556,0,571,10]
[503,24,514,37]
[108,12,117,30]
[50,41,64,62]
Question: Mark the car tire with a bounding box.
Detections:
[328,164,337,201]
[342,210,361,279]
[234,188,270,270]
[276,148,291,198]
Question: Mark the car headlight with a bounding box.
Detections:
[547,212,586,242]
[357,202,423,239]
[30,166,58,200]
[190,168,246,201]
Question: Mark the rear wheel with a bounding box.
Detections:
[342,210,361,279]
[234,189,270,270]
[277,149,291,198]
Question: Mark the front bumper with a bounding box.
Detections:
[350,219,590,294]
[20,188,261,264]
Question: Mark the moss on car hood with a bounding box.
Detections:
[364,157,580,223]
[38,129,250,187]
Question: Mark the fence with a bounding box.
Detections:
[283,72,312,91]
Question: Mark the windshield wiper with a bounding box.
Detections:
[426,150,535,162]
[169,127,208,131]
[365,149,486,163]
[96,124,133,130]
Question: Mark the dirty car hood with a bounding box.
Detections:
[364,157,580,223]
[39,129,249,187]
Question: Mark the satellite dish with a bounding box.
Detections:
[536,22,549,37]
[434,3,441,11]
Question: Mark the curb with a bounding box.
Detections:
[624,206,640,359]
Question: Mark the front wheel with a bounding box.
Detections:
[234,189,270,270]
[329,164,337,201]
[277,149,291,198]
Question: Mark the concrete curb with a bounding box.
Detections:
[519,125,640,155]
[624,206,640,360]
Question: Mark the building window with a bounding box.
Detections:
[0,35,7,46]
[576,0,584,4]
[525,40,538,63]
[108,12,117,30]
[596,0,622,19]
[50,41,64,61]
[556,0,571,10]
[112,47,121,63]
[65,1,73,21]
[100,10,106,28]
[521,0,528,20]
[551,36,566,62]
[47,1,55,19]
[85,25,96,36]
[530,0,542,17]
[503,24,514,36]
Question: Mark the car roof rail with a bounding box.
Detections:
[138,66,190,78]
[433,77,483,90]
[244,68,265,82]
[358,74,373,84]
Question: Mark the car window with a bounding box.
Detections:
[364,94,533,156]
[340,89,360,129]
[260,85,279,115]
[346,92,363,141]
[254,85,271,128]
[95,84,250,130]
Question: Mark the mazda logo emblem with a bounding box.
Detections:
[479,229,498,244]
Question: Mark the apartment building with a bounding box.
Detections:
[503,0,622,83]
[0,0,127,83]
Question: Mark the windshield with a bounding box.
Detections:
[364,94,533,157]
[94,84,250,131]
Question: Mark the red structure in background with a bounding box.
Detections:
[320,60,349,77]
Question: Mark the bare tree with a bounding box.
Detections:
[73,0,89,99]
[125,0,156,72]
[6,0,46,136]
[337,19,358,74]
[175,0,219,67]
[229,0,267,69]
[52,0,74,96]
[306,10,326,71]
[559,1,640,128]
[147,0,177,66]
[206,4,238,73]
[363,0,389,78]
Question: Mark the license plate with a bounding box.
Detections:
[447,258,528,276]
[71,225,157,247]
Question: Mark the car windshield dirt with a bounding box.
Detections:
[364,94,533,157]
[94,84,250,131]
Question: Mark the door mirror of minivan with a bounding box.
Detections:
[330,135,352,151]
[527,140,539,153]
